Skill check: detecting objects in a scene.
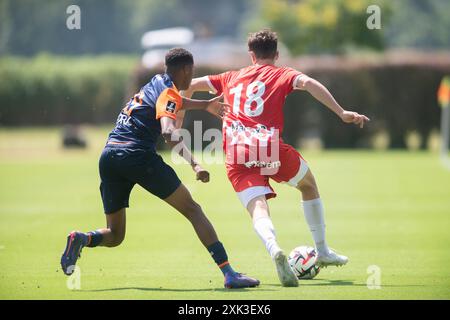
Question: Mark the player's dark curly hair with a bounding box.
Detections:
[247,29,278,59]
[165,48,194,69]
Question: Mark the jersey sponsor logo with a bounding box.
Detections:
[226,120,276,146]
[166,101,176,113]
[116,112,131,126]
[244,160,281,169]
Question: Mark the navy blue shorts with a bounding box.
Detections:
[99,146,181,214]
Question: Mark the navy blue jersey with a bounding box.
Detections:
[106,73,183,150]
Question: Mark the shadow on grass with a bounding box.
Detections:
[84,286,274,293]
[265,279,426,288]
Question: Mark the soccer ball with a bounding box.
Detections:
[288,246,320,279]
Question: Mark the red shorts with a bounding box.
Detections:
[226,143,309,208]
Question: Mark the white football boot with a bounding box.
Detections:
[316,249,349,267]
[273,250,299,287]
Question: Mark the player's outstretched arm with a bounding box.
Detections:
[180,77,227,121]
[177,77,211,129]
[177,77,229,130]
[160,116,209,183]
[182,76,213,98]
[295,75,370,128]
[176,94,229,130]
[183,94,231,119]
[182,94,228,116]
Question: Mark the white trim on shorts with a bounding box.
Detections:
[235,157,309,208]
[285,157,309,187]
[237,186,274,209]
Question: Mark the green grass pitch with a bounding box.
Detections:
[0,127,449,300]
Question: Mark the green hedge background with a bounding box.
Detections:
[0,54,137,125]
[131,56,450,149]
[1,54,449,149]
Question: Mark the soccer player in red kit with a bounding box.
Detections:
[181,30,370,287]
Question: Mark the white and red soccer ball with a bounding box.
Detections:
[288,246,320,279]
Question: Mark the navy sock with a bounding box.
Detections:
[86,231,103,247]
[207,241,236,276]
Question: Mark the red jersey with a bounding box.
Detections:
[208,64,302,164]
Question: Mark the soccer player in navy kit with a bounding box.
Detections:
[60,48,260,289]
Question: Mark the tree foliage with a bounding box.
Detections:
[0,0,248,56]
[1,0,449,56]
[258,0,390,55]
[385,0,450,49]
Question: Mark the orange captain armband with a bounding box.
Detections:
[155,87,183,120]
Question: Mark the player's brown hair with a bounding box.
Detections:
[247,29,278,59]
